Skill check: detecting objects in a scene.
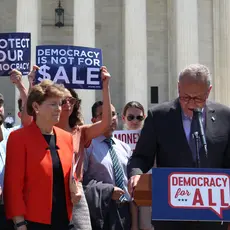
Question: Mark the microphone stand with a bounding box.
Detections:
[193,131,201,168]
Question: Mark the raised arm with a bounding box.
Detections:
[84,66,112,142]
[20,65,39,127]
[9,69,28,108]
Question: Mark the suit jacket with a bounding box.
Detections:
[84,179,126,230]
[4,121,73,224]
[128,99,230,177]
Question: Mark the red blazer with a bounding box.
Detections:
[4,121,73,224]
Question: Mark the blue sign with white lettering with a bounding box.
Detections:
[152,168,230,222]
[36,45,103,89]
[0,33,31,76]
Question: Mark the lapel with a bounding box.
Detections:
[170,99,194,163]
[202,101,215,167]
[53,126,73,173]
[205,101,216,140]
[29,121,49,150]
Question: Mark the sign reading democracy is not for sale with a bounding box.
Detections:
[36,45,103,89]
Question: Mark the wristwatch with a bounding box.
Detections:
[14,220,27,229]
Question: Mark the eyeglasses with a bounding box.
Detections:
[61,97,77,106]
[127,114,144,121]
[179,95,206,104]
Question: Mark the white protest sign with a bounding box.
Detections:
[113,130,141,152]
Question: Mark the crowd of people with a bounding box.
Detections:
[0,66,150,230]
[1,63,230,230]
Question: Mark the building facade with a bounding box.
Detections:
[0,0,229,124]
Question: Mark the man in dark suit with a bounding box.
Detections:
[127,64,230,230]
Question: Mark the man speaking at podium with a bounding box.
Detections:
[128,64,230,230]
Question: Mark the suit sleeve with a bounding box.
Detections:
[4,131,26,219]
[127,109,157,178]
[223,128,230,168]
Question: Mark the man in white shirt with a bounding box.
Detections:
[84,101,132,230]
[0,93,13,230]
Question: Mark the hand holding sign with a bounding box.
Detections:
[101,66,111,88]
[28,65,40,86]
[9,69,22,85]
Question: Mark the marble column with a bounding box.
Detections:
[123,0,148,111]
[73,0,96,124]
[167,0,199,100]
[213,0,230,106]
[16,0,41,124]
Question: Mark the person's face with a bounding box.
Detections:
[60,89,76,117]
[122,107,145,130]
[33,97,62,126]
[178,78,212,118]
[92,104,118,135]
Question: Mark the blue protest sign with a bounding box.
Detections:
[152,168,230,222]
[36,45,103,89]
[0,33,31,76]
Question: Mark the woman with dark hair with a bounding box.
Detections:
[56,66,112,230]
[67,88,84,127]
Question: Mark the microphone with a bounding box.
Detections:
[193,108,208,158]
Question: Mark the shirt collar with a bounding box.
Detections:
[95,135,115,144]
[181,107,206,121]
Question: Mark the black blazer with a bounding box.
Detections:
[128,98,230,177]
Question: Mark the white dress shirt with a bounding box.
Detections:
[84,135,132,201]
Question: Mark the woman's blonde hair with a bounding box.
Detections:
[27,80,65,117]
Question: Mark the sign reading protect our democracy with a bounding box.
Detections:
[152,168,230,221]
[36,45,102,89]
[0,33,31,76]
[113,130,141,152]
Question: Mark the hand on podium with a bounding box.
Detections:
[128,175,141,197]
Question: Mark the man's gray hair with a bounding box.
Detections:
[178,64,211,87]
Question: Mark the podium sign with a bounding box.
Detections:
[152,168,230,222]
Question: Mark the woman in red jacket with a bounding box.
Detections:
[4,80,78,230]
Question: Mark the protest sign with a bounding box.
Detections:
[36,45,102,89]
[0,33,31,76]
[113,130,141,151]
[152,168,230,221]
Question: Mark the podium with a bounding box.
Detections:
[133,174,152,206]
[133,168,230,222]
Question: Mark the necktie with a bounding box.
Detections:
[189,117,201,162]
[104,138,126,202]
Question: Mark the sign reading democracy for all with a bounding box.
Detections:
[0,33,31,76]
[152,168,230,221]
[36,45,102,89]
[113,130,141,152]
